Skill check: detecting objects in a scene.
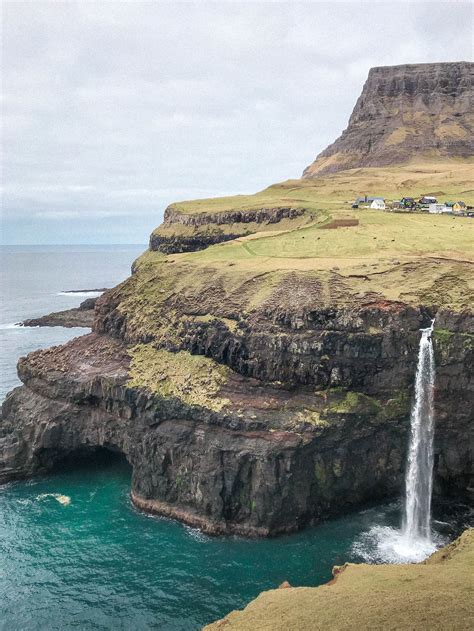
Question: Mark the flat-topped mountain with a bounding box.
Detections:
[303,62,474,178]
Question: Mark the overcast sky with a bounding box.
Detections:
[2,1,473,244]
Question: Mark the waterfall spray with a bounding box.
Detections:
[403,320,436,542]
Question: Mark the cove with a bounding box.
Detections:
[0,454,468,631]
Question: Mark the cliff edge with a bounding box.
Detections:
[205,528,474,630]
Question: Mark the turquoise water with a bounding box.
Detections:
[0,455,401,630]
[1,246,470,630]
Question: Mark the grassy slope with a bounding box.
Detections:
[122,160,474,347]
[133,162,474,313]
[127,345,230,411]
[204,529,474,631]
[169,160,474,215]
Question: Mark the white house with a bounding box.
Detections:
[428,204,452,214]
[370,199,386,210]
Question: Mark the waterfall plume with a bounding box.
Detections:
[352,320,441,563]
[403,320,436,542]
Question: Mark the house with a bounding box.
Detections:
[428,203,452,214]
[453,201,467,212]
[419,196,437,205]
[400,197,416,209]
[370,199,386,210]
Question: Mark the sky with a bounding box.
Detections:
[2,1,473,245]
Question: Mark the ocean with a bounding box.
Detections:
[0,245,469,630]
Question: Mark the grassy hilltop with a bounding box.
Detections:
[129,161,474,336]
[168,159,474,216]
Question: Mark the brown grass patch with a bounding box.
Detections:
[320,219,359,229]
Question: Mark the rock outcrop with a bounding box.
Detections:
[1,289,472,535]
[150,205,308,254]
[1,61,473,538]
[20,297,98,328]
[303,62,474,177]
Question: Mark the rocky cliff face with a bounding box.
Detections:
[150,205,308,254]
[303,62,474,177]
[1,283,472,535]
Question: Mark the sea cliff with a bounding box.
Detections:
[1,62,473,537]
[303,61,474,177]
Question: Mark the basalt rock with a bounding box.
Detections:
[20,297,98,328]
[1,296,472,536]
[303,62,474,177]
[150,206,307,254]
[1,61,473,538]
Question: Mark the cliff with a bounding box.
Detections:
[1,62,473,537]
[1,249,472,534]
[303,62,474,177]
[204,529,474,630]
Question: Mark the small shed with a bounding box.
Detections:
[370,199,386,210]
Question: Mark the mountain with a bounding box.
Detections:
[303,62,474,178]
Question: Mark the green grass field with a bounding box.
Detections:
[129,160,474,318]
[187,209,473,264]
[168,160,474,215]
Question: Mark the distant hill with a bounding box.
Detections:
[303,62,474,178]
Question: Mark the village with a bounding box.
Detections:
[352,195,473,216]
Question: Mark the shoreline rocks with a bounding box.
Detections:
[19,296,100,329]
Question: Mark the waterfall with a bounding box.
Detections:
[352,320,440,563]
[402,320,436,542]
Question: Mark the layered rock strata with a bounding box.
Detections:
[303,62,474,177]
[150,205,307,254]
[1,61,473,538]
[1,290,472,535]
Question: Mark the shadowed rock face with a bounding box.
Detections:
[149,206,307,254]
[1,297,472,536]
[303,62,474,177]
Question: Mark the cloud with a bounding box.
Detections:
[2,1,473,243]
